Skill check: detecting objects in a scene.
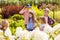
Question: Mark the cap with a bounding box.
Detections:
[26,4,31,8]
[44,8,50,12]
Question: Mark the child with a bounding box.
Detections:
[1,19,12,37]
[39,16,46,31]
[26,11,37,31]
[19,4,31,27]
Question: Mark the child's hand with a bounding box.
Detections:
[40,26,44,31]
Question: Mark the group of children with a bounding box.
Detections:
[0,4,55,35]
[19,4,55,31]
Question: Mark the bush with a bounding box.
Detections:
[8,19,25,35]
[10,14,24,21]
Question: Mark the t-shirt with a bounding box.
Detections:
[27,18,34,30]
[19,9,29,24]
[40,24,46,28]
[45,16,48,23]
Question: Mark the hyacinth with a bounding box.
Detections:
[15,27,23,37]
[4,27,12,37]
[0,30,3,36]
[15,27,23,40]
[54,34,60,40]
[16,27,33,40]
[15,27,49,40]
[51,24,60,38]
[44,24,53,33]
[52,24,60,32]
[0,24,60,40]
[4,27,15,40]
[0,30,4,40]
[32,28,49,40]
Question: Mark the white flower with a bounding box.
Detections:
[15,27,23,40]
[9,36,16,40]
[52,24,60,33]
[0,30,3,33]
[44,24,53,33]
[4,27,12,37]
[54,34,60,40]
[0,30,4,40]
[16,27,33,40]
[0,36,4,40]
[21,30,32,40]
[4,27,15,40]
[32,28,49,40]
[15,27,23,37]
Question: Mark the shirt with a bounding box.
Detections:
[19,9,29,24]
[27,18,34,30]
[45,16,48,24]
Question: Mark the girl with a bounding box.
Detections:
[1,19,15,40]
[39,16,46,31]
[26,11,37,31]
[39,16,53,33]
[1,19,12,37]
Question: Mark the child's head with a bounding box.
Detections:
[29,10,35,18]
[44,8,49,16]
[29,12,34,18]
[39,16,46,24]
[1,19,9,30]
[29,11,36,23]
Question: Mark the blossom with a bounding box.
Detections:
[15,27,33,40]
[32,28,49,40]
[44,24,53,33]
[52,24,60,33]
[54,34,60,40]
[0,30,4,40]
[15,27,23,40]
[4,27,12,37]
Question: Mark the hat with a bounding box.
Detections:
[44,8,50,12]
[26,4,31,8]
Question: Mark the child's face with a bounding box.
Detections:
[2,24,8,30]
[44,11,49,16]
[29,13,32,18]
[40,19,44,23]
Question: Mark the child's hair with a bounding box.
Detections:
[29,12,37,23]
[1,19,9,30]
[39,16,46,24]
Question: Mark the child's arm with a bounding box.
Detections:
[19,7,26,14]
[34,23,37,28]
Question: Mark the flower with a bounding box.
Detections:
[15,27,23,40]
[54,34,60,40]
[0,30,4,40]
[44,24,53,33]
[4,27,12,37]
[32,28,49,40]
[52,24,60,33]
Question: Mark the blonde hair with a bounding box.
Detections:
[1,19,9,28]
[39,16,46,24]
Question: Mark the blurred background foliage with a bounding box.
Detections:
[0,0,60,6]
